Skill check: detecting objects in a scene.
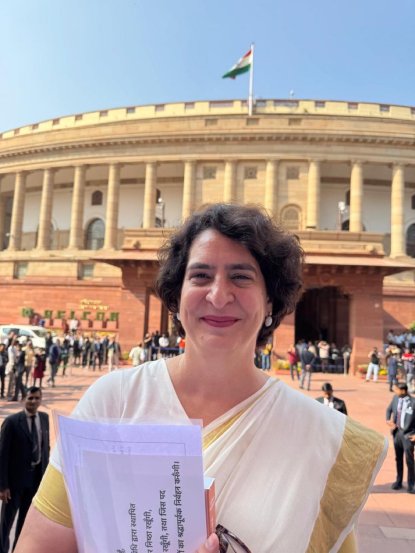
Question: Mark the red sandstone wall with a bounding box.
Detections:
[383,293,415,334]
[274,313,295,359]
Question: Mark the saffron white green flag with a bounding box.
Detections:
[222,48,253,79]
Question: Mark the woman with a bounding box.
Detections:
[17,204,386,552]
[33,348,46,388]
[287,344,299,380]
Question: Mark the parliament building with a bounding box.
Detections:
[0,98,415,367]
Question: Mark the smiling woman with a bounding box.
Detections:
[156,203,303,347]
[16,204,387,553]
[175,229,272,356]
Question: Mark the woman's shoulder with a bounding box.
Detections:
[72,359,168,419]
[274,382,386,455]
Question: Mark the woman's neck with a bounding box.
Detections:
[166,345,269,412]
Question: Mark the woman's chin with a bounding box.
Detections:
[188,332,251,354]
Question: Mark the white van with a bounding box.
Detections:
[0,325,49,349]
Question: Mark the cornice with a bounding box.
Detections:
[1,131,415,165]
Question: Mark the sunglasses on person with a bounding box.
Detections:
[216,524,252,553]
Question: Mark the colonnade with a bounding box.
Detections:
[0,159,409,257]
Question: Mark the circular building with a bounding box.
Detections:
[0,98,414,367]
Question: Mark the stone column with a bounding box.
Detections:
[182,160,196,220]
[306,160,320,229]
[8,172,26,251]
[104,163,121,249]
[68,165,87,249]
[224,160,237,202]
[36,168,55,249]
[349,161,364,232]
[264,160,279,216]
[390,164,406,257]
[143,162,157,228]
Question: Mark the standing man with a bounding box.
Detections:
[402,348,415,393]
[386,383,415,494]
[366,346,381,382]
[299,345,317,391]
[47,338,61,387]
[0,387,49,551]
[317,340,330,373]
[387,354,399,392]
[128,342,144,366]
[0,344,6,399]
[107,336,121,372]
[316,383,348,415]
[287,345,300,381]
[10,344,26,402]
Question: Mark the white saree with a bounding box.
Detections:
[42,359,387,553]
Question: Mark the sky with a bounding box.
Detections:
[1,0,414,132]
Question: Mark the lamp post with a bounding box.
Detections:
[337,201,347,231]
[5,232,14,249]
[157,197,165,228]
[51,218,60,249]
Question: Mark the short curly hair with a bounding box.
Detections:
[155,203,304,346]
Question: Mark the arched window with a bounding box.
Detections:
[280,205,301,231]
[411,194,415,210]
[406,223,415,257]
[85,218,105,250]
[91,190,103,206]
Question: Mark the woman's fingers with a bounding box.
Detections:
[196,532,219,552]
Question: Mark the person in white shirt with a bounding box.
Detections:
[128,342,144,366]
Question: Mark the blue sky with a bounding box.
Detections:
[1,0,414,131]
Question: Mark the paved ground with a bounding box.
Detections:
[0,364,414,552]
[281,370,415,553]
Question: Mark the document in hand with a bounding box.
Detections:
[57,415,207,553]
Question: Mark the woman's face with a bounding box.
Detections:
[179,229,271,353]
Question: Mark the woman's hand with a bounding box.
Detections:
[196,533,219,553]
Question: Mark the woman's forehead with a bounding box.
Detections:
[187,229,257,264]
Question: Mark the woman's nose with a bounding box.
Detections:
[205,277,234,308]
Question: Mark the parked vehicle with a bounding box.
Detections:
[0,325,49,349]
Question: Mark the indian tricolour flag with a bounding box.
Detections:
[222,48,253,79]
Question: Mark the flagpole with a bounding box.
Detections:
[248,43,255,116]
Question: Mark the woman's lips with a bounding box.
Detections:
[201,316,239,328]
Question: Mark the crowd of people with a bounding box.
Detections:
[282,340,352,391]
[0,331,124,402]
[366,338,415,393]
[0,326,190,404]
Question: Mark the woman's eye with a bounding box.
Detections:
[231,273,252,281]
[189,272,210,281]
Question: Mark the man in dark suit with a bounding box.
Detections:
[316,382,348,415]
[0,387,49,551]
[386,382,415,494]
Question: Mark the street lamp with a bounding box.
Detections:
[51,217,60,249]
[157,197,165,228]
[337,201,347,231]
[4,232,14,250]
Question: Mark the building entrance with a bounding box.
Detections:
[295,286,350,348]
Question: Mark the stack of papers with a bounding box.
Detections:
[58,416,207,553]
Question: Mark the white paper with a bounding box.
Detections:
[58,416,206,553]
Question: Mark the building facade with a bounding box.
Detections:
[0,99,414,367]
